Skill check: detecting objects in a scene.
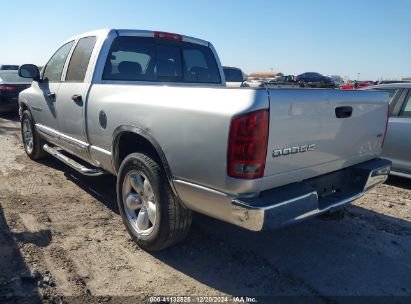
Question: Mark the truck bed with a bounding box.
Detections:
[86,85,388,195]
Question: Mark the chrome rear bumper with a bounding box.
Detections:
[174,159,391,231]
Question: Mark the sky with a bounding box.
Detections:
[1,0,410,80]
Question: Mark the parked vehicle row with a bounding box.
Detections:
[235,72,339,89]
[17,29,390,251]
[224,69,410,91]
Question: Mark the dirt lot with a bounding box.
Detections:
[1,112,410,303]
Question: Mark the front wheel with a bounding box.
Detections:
[117,153,192,251]
[21,110,47,160]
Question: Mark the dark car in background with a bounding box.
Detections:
[296,72,336,88]
[223,66,248,87]
[0,64,19,70]
[269,75,296,84]
[0,70,32,113]
[265,75,299,88]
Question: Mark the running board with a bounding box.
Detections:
[43,144,105,176]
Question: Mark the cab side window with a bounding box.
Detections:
[66,37,97,82]
[43,41,74,82]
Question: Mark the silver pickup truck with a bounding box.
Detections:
[18,29,391,251]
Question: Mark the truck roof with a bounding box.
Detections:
[63,29,210,47]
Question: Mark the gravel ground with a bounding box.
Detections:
[0,112,410,303]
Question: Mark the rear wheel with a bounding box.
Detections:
[117,153,192,251]
[21,110,47,160]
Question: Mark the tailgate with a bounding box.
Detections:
[264,89,389,182]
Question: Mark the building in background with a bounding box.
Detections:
[246,72,281,80]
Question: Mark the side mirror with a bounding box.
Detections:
[18,64,40,81]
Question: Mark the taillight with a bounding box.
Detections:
[0,85,15,92]
[227,109,269,179]
[154,31,183,41]
[381,104,390,149]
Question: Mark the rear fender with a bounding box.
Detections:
[112,125,176,194]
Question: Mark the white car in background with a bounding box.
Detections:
[244,77,265,88]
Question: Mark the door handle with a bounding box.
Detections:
[47,92,56,99]
[335,106,353,118]
[71,94,82,103]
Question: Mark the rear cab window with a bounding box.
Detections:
[103,36,221,84]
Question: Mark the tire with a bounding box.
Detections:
[21,110,48,160]
[117,153,192,251]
